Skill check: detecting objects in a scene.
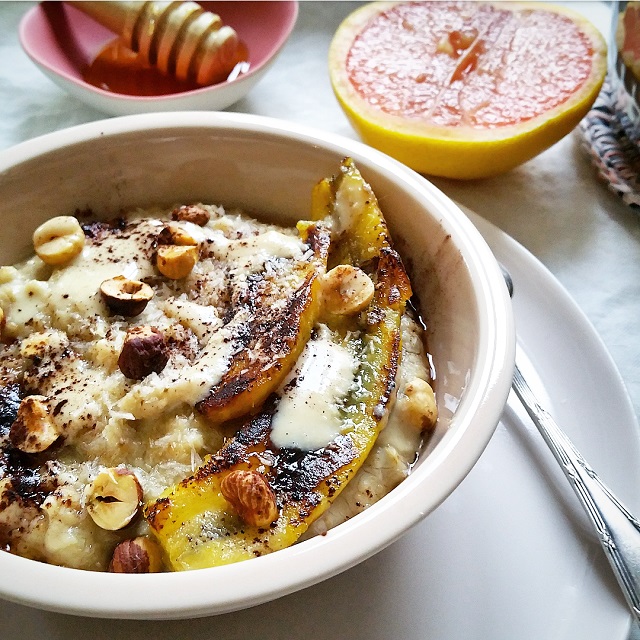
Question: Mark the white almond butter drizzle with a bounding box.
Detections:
[270,327,357,451]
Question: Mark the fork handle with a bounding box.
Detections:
[512,364,640,623]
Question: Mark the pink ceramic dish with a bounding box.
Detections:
[19,1,298,115]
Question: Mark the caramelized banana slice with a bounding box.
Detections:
[196,222,330,423]
[145,159,412,570]
[311,156,390,267]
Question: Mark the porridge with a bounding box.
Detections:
[0,159,436,572]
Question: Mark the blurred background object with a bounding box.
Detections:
[581,0,640,207]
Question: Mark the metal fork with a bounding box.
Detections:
[502,265,640,624]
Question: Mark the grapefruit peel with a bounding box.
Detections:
[329,1,608,179]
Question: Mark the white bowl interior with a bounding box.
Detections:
[0,113,514,618]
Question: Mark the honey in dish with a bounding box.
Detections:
[82,39,250,96]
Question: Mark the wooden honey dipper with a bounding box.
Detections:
[72,1,240,86]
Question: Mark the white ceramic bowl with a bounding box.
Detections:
[19,2,298,116]
[0,112,514,619]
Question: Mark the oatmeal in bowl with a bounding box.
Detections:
[0,161,435,572]
[0,113,513,617]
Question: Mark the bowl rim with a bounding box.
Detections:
[17,1,299,104]
[0,112,515,619]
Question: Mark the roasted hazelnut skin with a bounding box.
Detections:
[118,326,169,380]
[109,536,163,573]
[220,470,279,528]
[100,276,154,317]
[171,204,210,226]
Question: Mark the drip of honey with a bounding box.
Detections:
[82,39,250,96]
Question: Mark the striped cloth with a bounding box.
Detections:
[580,75,640,209]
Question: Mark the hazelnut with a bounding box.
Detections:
[321,265,375,315]
[19,333,54,359]
[85,467,143,531]
[156,245,199,280]
[118,325,169,380]
[109,536,163,573]
[9,395,59,453]
[100,275,154,317]
[155,223,200,279]
[220,470,279,528]
[171,204,210,226]
[157,222,199,247]
[33,216,85,265]
[398,377,438,432]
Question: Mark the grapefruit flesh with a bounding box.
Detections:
[616,2,640,82]
[329,1,607,179]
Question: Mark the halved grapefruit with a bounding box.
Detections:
[329,1,607,179]
[616,2,640,81]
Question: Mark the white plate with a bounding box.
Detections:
[0,211,637,637]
